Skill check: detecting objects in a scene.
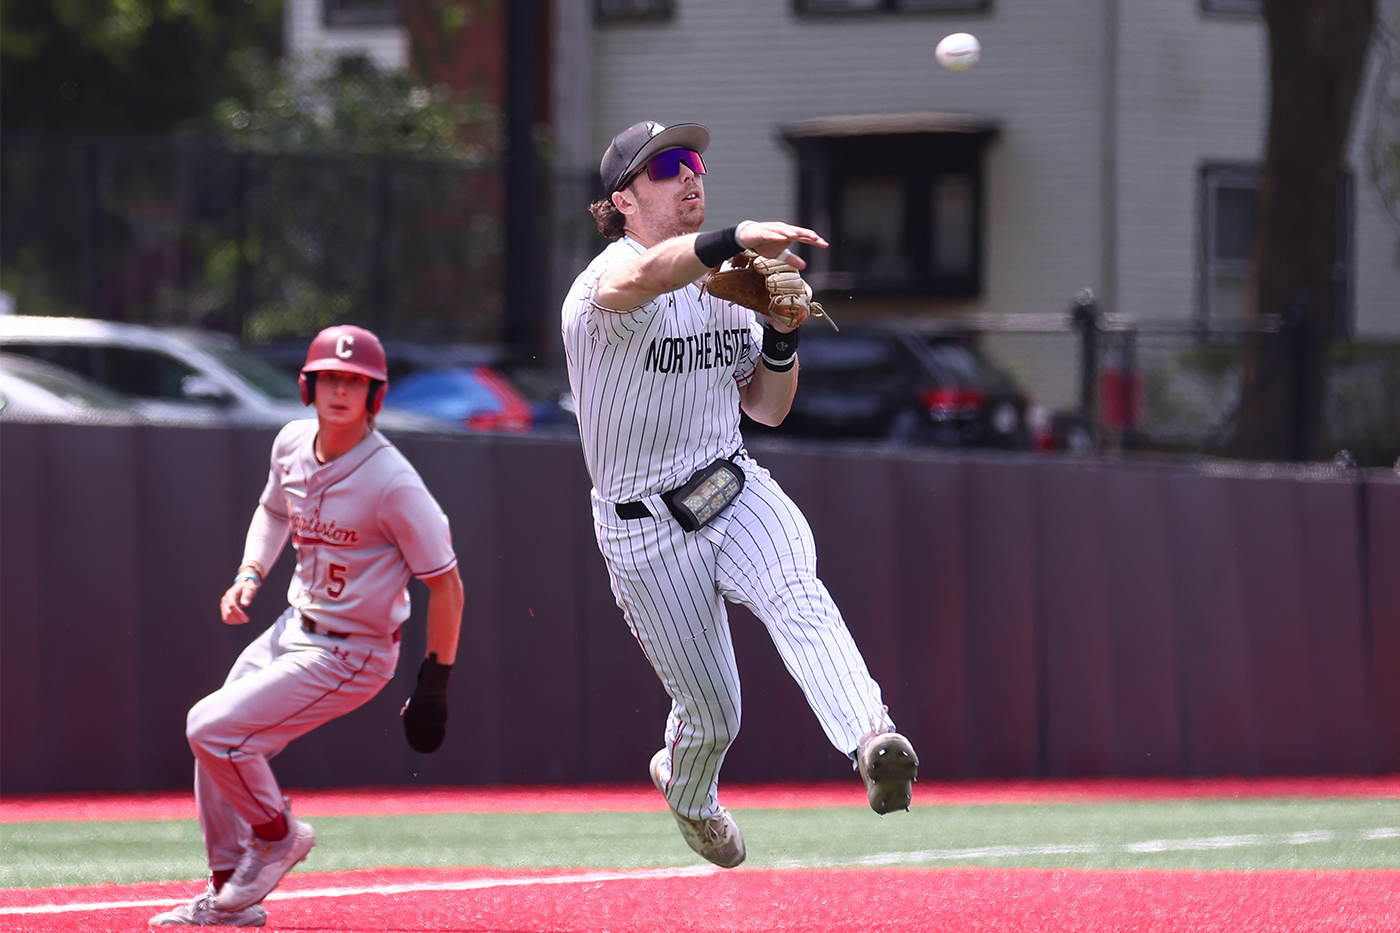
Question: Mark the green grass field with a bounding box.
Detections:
[5,797,1397,889]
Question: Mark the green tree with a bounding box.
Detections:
[1,0,283,133]
[212,51,499,162]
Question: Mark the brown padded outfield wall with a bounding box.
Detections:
[1,422,1395,793]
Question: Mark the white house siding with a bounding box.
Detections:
[593,0,1109,325]
[284,0,409,76]
[1114,3,1267,323]
[591,0,1398,341]
[1349,2,1400,337]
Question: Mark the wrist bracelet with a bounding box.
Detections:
[234,570,261,586]
[761,323,800,372]
[694,225,743,268]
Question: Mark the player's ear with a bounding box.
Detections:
[612,188,637,216]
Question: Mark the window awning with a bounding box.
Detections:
[782,111,999,140]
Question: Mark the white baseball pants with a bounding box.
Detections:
[592,453,894,821]
[185,609,398,870]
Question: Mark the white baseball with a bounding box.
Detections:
[936,33,981,72]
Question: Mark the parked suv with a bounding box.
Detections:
[0,316,452,431]
[741,322,1030,448]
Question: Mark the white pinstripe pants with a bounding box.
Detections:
[592,454,893,820]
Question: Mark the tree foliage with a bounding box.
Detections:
[212,51,500,163]
[1,0,282,133]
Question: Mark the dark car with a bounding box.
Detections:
[741,323,1030,448]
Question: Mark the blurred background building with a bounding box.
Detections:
[2,0,1398,460]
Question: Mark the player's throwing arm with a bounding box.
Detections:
[562,120,919,873]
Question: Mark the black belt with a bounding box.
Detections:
[614,450,743,521]
[302,615,402,643]
[615,500,652,520]
[302,616,349,639]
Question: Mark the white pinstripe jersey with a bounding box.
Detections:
[258,420,457,637]
[562,236,765,503]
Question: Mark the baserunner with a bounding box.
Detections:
[151,324,463,927]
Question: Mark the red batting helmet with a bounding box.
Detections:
[299,324,389,414]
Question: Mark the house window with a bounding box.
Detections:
[1199,163,1353,335]
[323,0,400,28]
[596,0,674,20]
[786,113,996,297]
[1200,165,1258,324]
[797,0,987,13]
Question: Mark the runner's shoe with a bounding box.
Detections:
[650,749,745,868]
[215,807,316,912]
[149,885,266,926]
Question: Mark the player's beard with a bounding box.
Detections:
[633,181,705,242]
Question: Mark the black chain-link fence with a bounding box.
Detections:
[6,132,1395,464]
[1,131,506,343]
[944,296,1400,466]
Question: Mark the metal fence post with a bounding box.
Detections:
[1072,288,1100,433]
[1285,289,1309,462]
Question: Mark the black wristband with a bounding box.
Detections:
[761,324,800,372]
[694,226,743,268]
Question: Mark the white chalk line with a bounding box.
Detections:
[4,828,1396,916]
[0,866,719,916]
[770,826,1400,868]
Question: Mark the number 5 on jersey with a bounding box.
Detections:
[326,563,348,598]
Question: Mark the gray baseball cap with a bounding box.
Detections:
[600,121,710,194]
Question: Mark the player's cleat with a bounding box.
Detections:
[215,809,316,912]
[649,749,745,868]
[857,731,919,814]
[149,885,267,926]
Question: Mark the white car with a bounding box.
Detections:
[0,316,456,432]
[0,352,145,424]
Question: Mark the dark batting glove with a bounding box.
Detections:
[401,653,452,753]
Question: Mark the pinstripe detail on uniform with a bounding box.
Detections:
[588,459,891,821]
[566,239,894,824]
[563,237,762,505]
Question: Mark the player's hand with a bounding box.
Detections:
[736,222,827,263]
[219,580,259,625]
[402,654,453,753]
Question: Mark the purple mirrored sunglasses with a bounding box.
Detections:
[626,148,706,188]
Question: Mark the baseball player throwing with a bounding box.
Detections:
[561,121,918,868]
[151,325,463,926]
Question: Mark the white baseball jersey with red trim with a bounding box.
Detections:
[258,419,457,638]
[188,420,457,869]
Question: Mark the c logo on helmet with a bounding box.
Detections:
[336,335,355,359]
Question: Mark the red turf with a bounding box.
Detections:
[2,865,1397,933]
